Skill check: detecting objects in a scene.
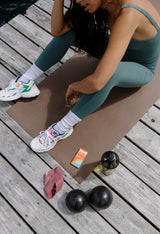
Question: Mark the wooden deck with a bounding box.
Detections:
[0,0,160,233]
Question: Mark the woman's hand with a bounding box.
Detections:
[65,84,80,105]
[65,75,99,105]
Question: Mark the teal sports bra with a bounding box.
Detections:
[121,4,160,74]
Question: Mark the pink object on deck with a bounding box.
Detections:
[44,166,64,199]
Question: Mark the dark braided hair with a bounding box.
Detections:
[64,0,109,57]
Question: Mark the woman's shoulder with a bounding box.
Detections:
[120,0,160,27]
[119,0,160,40]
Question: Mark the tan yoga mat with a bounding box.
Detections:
[7,54,160,183]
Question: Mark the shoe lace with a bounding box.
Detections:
[39,127,59,145]
[39,131,51,146]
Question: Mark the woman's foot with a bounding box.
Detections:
[0,76,40,101]
[30,123,73,153]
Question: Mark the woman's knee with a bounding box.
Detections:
[54,30,76,47]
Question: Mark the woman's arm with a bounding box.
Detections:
[66,9,140,102]
[91,9,139,90]
[51,0,71,36]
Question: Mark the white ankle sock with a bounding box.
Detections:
[54,111,82,133]
[19,63,44,82]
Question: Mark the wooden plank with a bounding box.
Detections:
[9,14,53,49]
[127,121,160,162]
[141,106,160,133]
[0,24,43,64]
[74,173,160,234]
[35,0,69,15]
[155,98,160,108]
[0,99,12,112]
[2,18,74,70]
[8,15,61,75]
[1,23,57,74]
[0,156,76,234]
[0,40,31,75]
[32,0,75,53]
[35,0,53,15]
[0,64,14,111]
[35,0,70,13]
[0,63,16,88]
[0,40,46,85]
[0,196,34,234]
[0,121,117,234]
[94,164,160,229]
[25,4,52,32]
[0,112,159,234]
[114,137,160,194]
[25,5,75,61]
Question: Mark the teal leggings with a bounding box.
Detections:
[35,31,154,119]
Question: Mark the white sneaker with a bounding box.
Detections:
[0,76,40,101]
[30,123,73,153]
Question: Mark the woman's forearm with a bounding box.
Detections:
[70,74,102,94]
[51,0,65,35]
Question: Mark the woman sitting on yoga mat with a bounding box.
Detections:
[0,0,160,152]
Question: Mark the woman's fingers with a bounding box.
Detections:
[65,84,81,105]
[65,85,72,104]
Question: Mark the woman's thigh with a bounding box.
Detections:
[115,61,154,87]
[72,61,154,119]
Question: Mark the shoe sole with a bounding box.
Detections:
[0,89,40,101]
[30,128,74,153]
